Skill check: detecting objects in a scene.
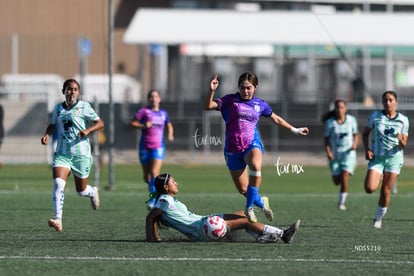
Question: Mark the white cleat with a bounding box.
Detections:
[48,218,63,232]
[91,186,100,210]
[256,232,280,243]
[245,207,258,223]
[262,196,274,221]
[373,220,382,229]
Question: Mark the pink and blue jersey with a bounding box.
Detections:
[134,107,170,150]
[215,93,273,153]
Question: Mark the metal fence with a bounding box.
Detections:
[1,90,414,164]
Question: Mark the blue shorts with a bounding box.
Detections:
[224,142,264,171]
[330,150,356,176]
[368,153,404,175]
[53,153,92,179]
[139,146,165,164]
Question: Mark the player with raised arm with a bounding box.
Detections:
[204,72,309,223]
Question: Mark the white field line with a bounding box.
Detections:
[0,255,413,265]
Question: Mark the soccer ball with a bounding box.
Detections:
[203,215,227,240]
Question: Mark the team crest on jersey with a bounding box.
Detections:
[339,133,348,139]
[254,103,260,113]
[73,108,81,116]
[384,127,395,135]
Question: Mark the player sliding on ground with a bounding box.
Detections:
[204,72,309,223]
[146,173,301,243]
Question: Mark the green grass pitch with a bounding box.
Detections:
[0,163,413,275]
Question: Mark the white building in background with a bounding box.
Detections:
[73,74,141,104]
[1,74,142,108]
[1,74,64,112]
[123,7,414,106]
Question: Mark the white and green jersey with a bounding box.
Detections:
[155,194,208,241]
[50,100,100,156]
[324,114,358,159]
[366,110,409,157]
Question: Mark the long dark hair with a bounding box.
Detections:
[154,173,170,195]
[146,173,171,204]
[321,99,346,124]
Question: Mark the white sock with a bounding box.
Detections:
[77,185,94,197]
[53,178,66,220]
[339,192,348,205]
[375,206,388,221]
[263,225,284,238]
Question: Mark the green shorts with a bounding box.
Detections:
[368,152,404,175]
[53,153,93,178]
[330,150,356,176]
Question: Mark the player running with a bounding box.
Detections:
[146,173,300,243]
[363,90,409,228]
[41,79,104,232]
[322,99,359,210]
[204,72,309,223]
[130,89,174,209]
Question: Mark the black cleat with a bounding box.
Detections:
[282,220,301,243]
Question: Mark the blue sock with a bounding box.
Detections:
[147,177,156,208]
[255,194,264,208]
[148,177,156,193]
[246,185,258,208]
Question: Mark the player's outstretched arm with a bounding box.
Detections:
[146,208,163,242]
[269,113,309,136]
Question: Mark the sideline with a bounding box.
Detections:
[1,255,413,265]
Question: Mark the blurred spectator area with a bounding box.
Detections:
[1,87,414,163]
